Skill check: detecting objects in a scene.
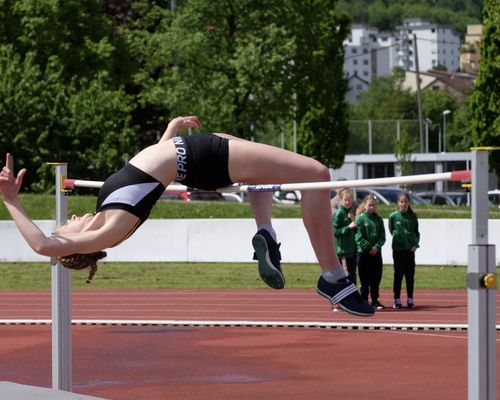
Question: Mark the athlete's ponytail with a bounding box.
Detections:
[57,251,107,283]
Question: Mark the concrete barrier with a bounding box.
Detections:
[0,219,498,265]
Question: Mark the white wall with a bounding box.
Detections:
[1,219,499,266]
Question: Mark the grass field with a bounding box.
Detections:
[0,195,497,292]
[0,262,483,290]
[2,193,500,220]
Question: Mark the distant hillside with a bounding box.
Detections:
[335,0,483,35]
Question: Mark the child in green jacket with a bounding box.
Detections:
[388,191,420,309]
[355,194,386,310]
[333,189,358,285]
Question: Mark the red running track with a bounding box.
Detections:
[0,289,499,400]
[0,289,492,325]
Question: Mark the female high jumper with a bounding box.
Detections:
[0,116,374,316]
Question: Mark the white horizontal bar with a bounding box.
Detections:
[65,170,470,193]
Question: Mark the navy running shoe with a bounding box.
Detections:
[252,229,285,289]
[316,276,375,317]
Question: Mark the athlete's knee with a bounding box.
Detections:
[309,161,330,182]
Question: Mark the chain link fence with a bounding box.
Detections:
[347,120,421,154]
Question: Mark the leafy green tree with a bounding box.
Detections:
[447,101,473,152]
[421,90,456,152]
[469,0,500,179]
[0,1,137,191]
[348,75,418,153]
[336,0,483,34]
[289,2,351,167]
[125,0,350,167]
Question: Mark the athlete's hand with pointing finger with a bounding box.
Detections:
[0,153,27,201]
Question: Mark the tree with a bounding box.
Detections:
[125,0,350,167]
[348,75,418,153]
[289,2,351,167]
[421,90,456,152]
[469,0,500,180]
[0,0,138,191]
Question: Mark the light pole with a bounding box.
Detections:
[442,109,451,153]
[425,118,432,153]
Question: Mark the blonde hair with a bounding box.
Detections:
[340,188,353,200]
[57,251,107,283]
[356,194,376,216]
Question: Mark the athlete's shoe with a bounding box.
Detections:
[371,300,385,310]
[317,276,375,317]
[407,298,416,309]
[252,229,285,289]
[393,299,403,309]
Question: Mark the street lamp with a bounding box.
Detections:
[425,118,432,153]
[442,110,451,153]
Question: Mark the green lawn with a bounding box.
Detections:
[0,195,497,292]
[2,193,500,220]
[0,262,480,290]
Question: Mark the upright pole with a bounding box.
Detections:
[468,149,496,400]
[368,120,373,154]
[413,34,425,153]
[51,163,72,391]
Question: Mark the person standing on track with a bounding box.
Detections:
[388,191,420,309]
[0,116,375,317]
[355,194,386,310]
[333,188,358,285]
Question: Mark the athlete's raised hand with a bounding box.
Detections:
[159,116,201,142]
[0,153,27,201]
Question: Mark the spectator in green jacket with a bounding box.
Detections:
[333,188,358,285]
[388,191,420,309]
[355,194,386,310]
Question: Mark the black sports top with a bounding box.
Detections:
[96,163,166,226]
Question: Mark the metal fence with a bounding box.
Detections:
[347,119,422,154]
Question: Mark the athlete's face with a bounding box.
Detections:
[364,199,377,214]
[397,196,410,213]
[342,195,353,209]
[56,213,94,234]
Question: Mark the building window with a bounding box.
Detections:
[363,59,369,65]
[363,71,369,76]
[356,84,363,90]
[352,48,357,54]
[431,28,435,33]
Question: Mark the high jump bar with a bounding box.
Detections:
[63,169,471,192]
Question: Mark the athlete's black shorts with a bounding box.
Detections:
[173,133,233,190]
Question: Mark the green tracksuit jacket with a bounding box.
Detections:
[355,211,386,254]
[333,206,356,258]
[388,209,420,251]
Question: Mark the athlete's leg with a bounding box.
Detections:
[227,139,374,316]
[227,139,337,269]
[248,191,285,289]
[248,191,273,228]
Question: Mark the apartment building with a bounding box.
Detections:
[397,18,461,73]
[460,24,482,74]
[343,19,461,102]
[343,24,398,103]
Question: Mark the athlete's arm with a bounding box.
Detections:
[159,116,201,142]
[0,153,133,257]
[2,195,135,257]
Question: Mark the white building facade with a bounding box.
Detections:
[397,18,461,73]
[343,19,462,102]
[343,24,398,103]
